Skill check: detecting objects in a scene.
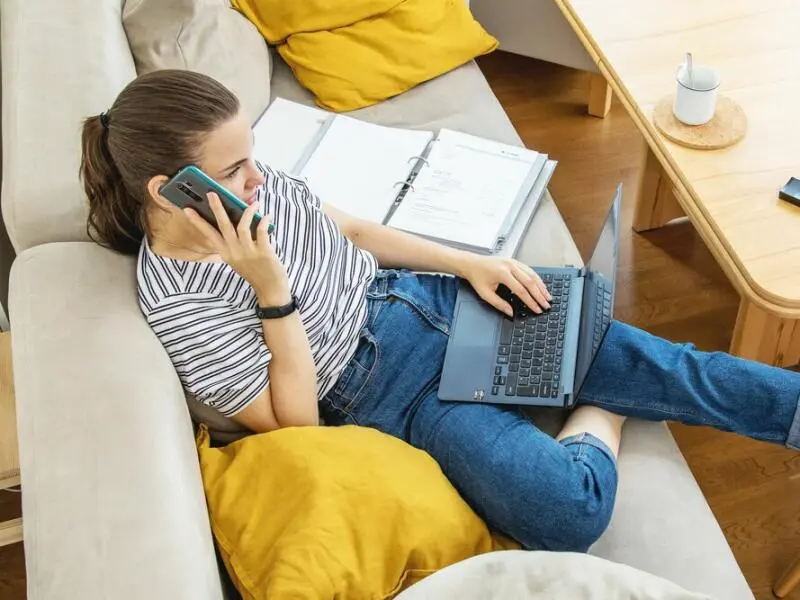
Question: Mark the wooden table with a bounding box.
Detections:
[553,0,800,366]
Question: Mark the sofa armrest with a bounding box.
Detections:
[10,242,223,600]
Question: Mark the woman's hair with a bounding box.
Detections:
[80,69,240,255]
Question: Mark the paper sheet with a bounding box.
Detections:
[252,98,329,174]
[388,130,542,251]
[299,116,433,223]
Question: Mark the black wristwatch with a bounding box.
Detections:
[255,297,297,320]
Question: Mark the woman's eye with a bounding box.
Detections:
[225,166,240,179]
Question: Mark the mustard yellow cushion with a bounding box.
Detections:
[232,0,498,112]
[197,425,518,600]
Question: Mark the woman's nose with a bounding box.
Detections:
[250,162,266,186]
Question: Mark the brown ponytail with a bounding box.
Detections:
[79,70,240,255]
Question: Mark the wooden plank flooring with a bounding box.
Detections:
[0,50,798,599]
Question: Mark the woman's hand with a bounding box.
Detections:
[460,254,551,317]
[185,192,291,305]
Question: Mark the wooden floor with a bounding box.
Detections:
[0,51,798,599]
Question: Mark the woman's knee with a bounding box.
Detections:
[505,441,618,552]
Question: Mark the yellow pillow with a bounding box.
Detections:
[197,425,518,600]
[232,0,498,112]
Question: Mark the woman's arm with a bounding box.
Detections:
[323,204,552,315]
[234,306,317,433]
[186,195,318,434]
[322,203,472,276]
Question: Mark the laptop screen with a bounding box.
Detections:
[573,185,622,396]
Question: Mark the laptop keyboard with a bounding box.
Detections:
[592,279,613,355]
[493,273,571,399]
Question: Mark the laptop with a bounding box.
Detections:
[438,184,621,408]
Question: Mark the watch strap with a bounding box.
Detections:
[255,298,297,320]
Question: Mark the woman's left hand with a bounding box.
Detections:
[460,254,551,317]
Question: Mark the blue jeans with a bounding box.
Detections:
[320,270,800,552]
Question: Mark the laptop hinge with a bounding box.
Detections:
[578,266,589,277]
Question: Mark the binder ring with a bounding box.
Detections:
[393,181,415,192]
[407,156,429,166]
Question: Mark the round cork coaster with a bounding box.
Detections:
[652,94,747,150]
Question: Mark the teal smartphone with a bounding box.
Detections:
[159,165,272,238]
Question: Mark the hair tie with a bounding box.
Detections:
[99,112,110,129]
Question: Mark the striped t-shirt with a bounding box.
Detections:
[137,163,378,417]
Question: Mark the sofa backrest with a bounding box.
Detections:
[1,0,138,253]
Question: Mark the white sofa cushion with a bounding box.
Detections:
[396,550,714,600]
[122,0,272,125]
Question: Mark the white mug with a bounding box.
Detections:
[673,58,720,126]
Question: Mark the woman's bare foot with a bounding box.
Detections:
[556,406,627,458]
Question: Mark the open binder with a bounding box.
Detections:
[254,98,557,256]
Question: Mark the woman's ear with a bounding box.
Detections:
[146,174,173,210]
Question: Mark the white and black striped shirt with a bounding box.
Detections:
[137,164,378,417]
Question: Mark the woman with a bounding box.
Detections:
[81,70,800,553]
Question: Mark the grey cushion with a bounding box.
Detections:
[122,0,272,125]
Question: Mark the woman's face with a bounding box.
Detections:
[197,109,265,205]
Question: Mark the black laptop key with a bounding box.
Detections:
[508,363,519,372]
[542,371,553,381]
[510,353,520,364]
[530,374,541,384]
[497,355,509,365]
[517,385,534,397]
[523,342,535,351]
[522,350,533,359]
[491,386,499,395]
[498,346,510,356]
[505,374,518,396]
[511,345,522,355]
[532,357,543,367]
[520,367,530,377]
[551,387,560,398]
[534,341,545,350]
[494,375,505,385]
[541,382,552,396]
[521,359,532,368]
[533,349,544,358]
[519,376,529,386]
[495,366,502,375]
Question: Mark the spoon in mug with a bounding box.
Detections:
[685,52,694,87]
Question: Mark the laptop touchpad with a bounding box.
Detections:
[439,299,500,401]
[451,300,500,346]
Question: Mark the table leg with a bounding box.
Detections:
[730,298,800,367]
[587,73,612,118]
[775,553,800,598]
[633,144,686,232]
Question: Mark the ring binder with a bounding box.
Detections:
[407,156,429,166]
[393,181,415,192]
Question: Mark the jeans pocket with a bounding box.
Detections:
[327,328,380,417]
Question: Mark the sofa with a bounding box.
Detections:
[1,0,753,598]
